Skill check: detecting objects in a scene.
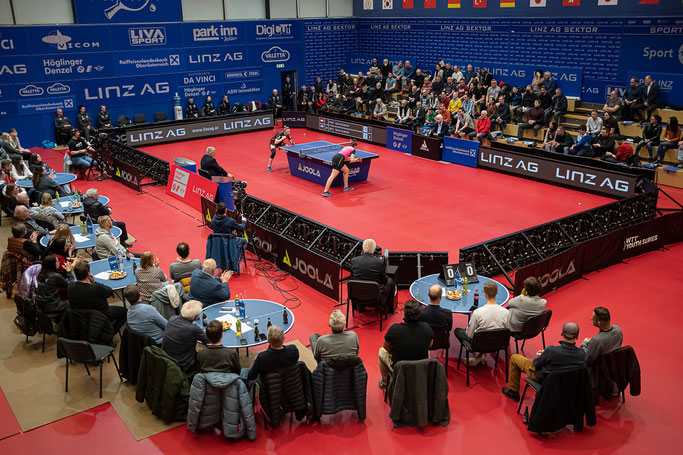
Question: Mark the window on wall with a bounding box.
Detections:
[0,0,13,25]
[298,0,326,18]
[181,0,225,21]
[225,0,266,19]
[12,0,74,24]
[269,0,297,19]
[328,0,352,17]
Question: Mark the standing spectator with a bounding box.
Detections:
[622,78,642,121]
[603,90,623,120]
[586,109,603,139]
[163,300,210,372]
[632,75,660,123]
[266,90,282,118]
[309,310,360,363]
[635,115,662,160]
[135,251,168,301]
[282,76,294,111]
[314,76,324,95]
[507,277,546,333]
[380,58,392,78]
[470,111,492,142]
[655,117,681,164]
[531,70,544,95]
[297,85,310,112]
[541,71,557,93]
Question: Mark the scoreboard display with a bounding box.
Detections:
[306,114,387,145]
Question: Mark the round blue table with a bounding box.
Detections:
[54,195,109,215]
[16,173,77,189]
[197,299,295,349]
[90,256,141,307]
[40,225,121,249]
[409,274,510,314]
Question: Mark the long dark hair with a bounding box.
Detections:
[38,255,59,283]
[43,238,67,262]
[668,117,680,135]
[31,165,44,189]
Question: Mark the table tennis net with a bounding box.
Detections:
[298,144,343,156]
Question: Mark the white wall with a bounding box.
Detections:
[328,0,352,17]
[225,0,266,19]
[298,0,326,18]
[13,0,74,25]
[269,0,297,19]
[182,0,224,21]
[0,0,12,25]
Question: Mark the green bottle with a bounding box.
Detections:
[236,318,242,338]
[463,277,468,295]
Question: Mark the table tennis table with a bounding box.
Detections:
[281,141,380,187]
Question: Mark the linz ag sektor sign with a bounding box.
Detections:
[477,147,636,198]
[126,112,274,146]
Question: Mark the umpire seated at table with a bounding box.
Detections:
[163,300,210,373]
[188,259,233,306]
[124,284,166,346]
[200,147,232,179]
[350,239,395,314]
[83,188,131,248]
[67,260,128,333]
[209,202,248,247]
[243,325,299,382]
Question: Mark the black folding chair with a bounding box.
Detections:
[35,219,56,231]
[345,280,385,331]
[197,169,212,180]
[154,111,168,122]
[511,309,552,353]
[57,338,122,398]
[456,328,511,386]
[132,113,147,124]
[429,327,451,376]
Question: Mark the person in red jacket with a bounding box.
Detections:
[469,110,492,142]
[602,136,633,163]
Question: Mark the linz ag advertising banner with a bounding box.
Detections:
[477,147,636,198]
[282,111,307,127]
[166,164,218,212]
[127,112,274,146]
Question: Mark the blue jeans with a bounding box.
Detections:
[635,140,656,158]
[656,141,676,161]
[469,131,492,141]
[71,155,93,167]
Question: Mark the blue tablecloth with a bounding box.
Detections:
[54,195,109,215]
[90,256,140,291]
[409,274,510,314]
[40,225,121,248]
[196,299,295,349]
[16,173,77,189]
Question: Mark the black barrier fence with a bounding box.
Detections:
[514,211,683,296]
[459,188,660,287]
[93,136,170,188]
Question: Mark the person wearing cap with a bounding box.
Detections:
[502,322,585,402]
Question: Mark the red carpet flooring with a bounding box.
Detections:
[2,136,682,454]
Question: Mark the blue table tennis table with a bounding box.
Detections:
[281,141,380,187]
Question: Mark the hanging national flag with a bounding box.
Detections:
[500,0,515,6]
[563,0,580,5]
[383,0,393,9]
[403,0,414,8]
[363,0,374,10]
[448,0,461,7]
[597,0,618,5]
[530,0,546,6]
[473,0,487,6]
[638,0,658,4]
[425,0,436,8]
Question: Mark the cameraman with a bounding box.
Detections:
[209,202,247,248]
[350,239,395,314]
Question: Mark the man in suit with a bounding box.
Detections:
[200,146,231,178]
[429,114,450,138]
[409,101,426,131]
[350,239,395,314]
[632,75,660,123]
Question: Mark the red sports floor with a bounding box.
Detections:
[2,131,682,454]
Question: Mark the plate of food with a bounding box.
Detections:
[71,202,82,208]
[445,290,462,300]
[108,270,127,280]
[222,321,232,331]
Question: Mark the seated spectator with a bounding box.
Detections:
[537,87,552,117]
[200,146,231,179]
[471,82,487,112]
[325,78,337,97]
[8,128,30,157]
[461,93,475,118]
[515,85,536,122]
[32,166,68,198]
[566,125,593,156]
[456,79,468,99]
[10,156,32,182]
[185,97,199,118]
[430,114,450,138]
[350,239,395,314]
[202,95,216,117]
[549,126,573,154]
[378,300,433,389]
[2,183,23,215]
[408,101,426,131]
[631,75,659,123]
[437,105,451,125]
[35,254,73,320]
[586,109,603,140]
[197,320,240,373]
[509,86,522,113]
[485,80,501,108]
[163,300,210,372]
[454,282,509,366]
[309,309,360,363]
[314,76,324,94]
[314,91,327,114]
[441,77,455,99]
[53,108,73,145]
[602,136,633,163]
[392,60,404,79]
[479,68,492,87]
[372,98,387,121]
[83,188,130,247]
[591,127,616,158]
[30,153,52,175]
[7,222,41,261]
[541,71,557,93]
[403,60,415,80]
[655,117,681,165]
[507,277,546,333]
[470,111,492,142]
[582,307,623,365]
[68,260,127,332]
[447,92,462,118]
[603,90,623,120]
[621,78,642,121]
[219,95,231,115]
[419,285,453,332]
[425,107,436,125]
[97,105,111,129]
[124,284,166,345]
[245,325,299,382]
[169,242,202,282]
[635,115,662,160]
[541,121,558,152]
[395,100,412,126]
[502,322,585,402]
[359,86,373,115]
[95,215,129,259]
[135,251,168,301]
[407,85,420,110]
[518,99,545,137]
[30,193,65,230]
[13,205,49,239]
[453,108,475,138]
[51,223,76,256]
[426,92,440,111]
[493,95,511,131]
[464,64,477,85]
[188,259,232,306]
[546,88,568,125]
[603,111,620,136]
[42,237,75,267]
[384,73,397,101]
[67,129,95,170]
[452,65,464,83]
[678,141,683,168]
